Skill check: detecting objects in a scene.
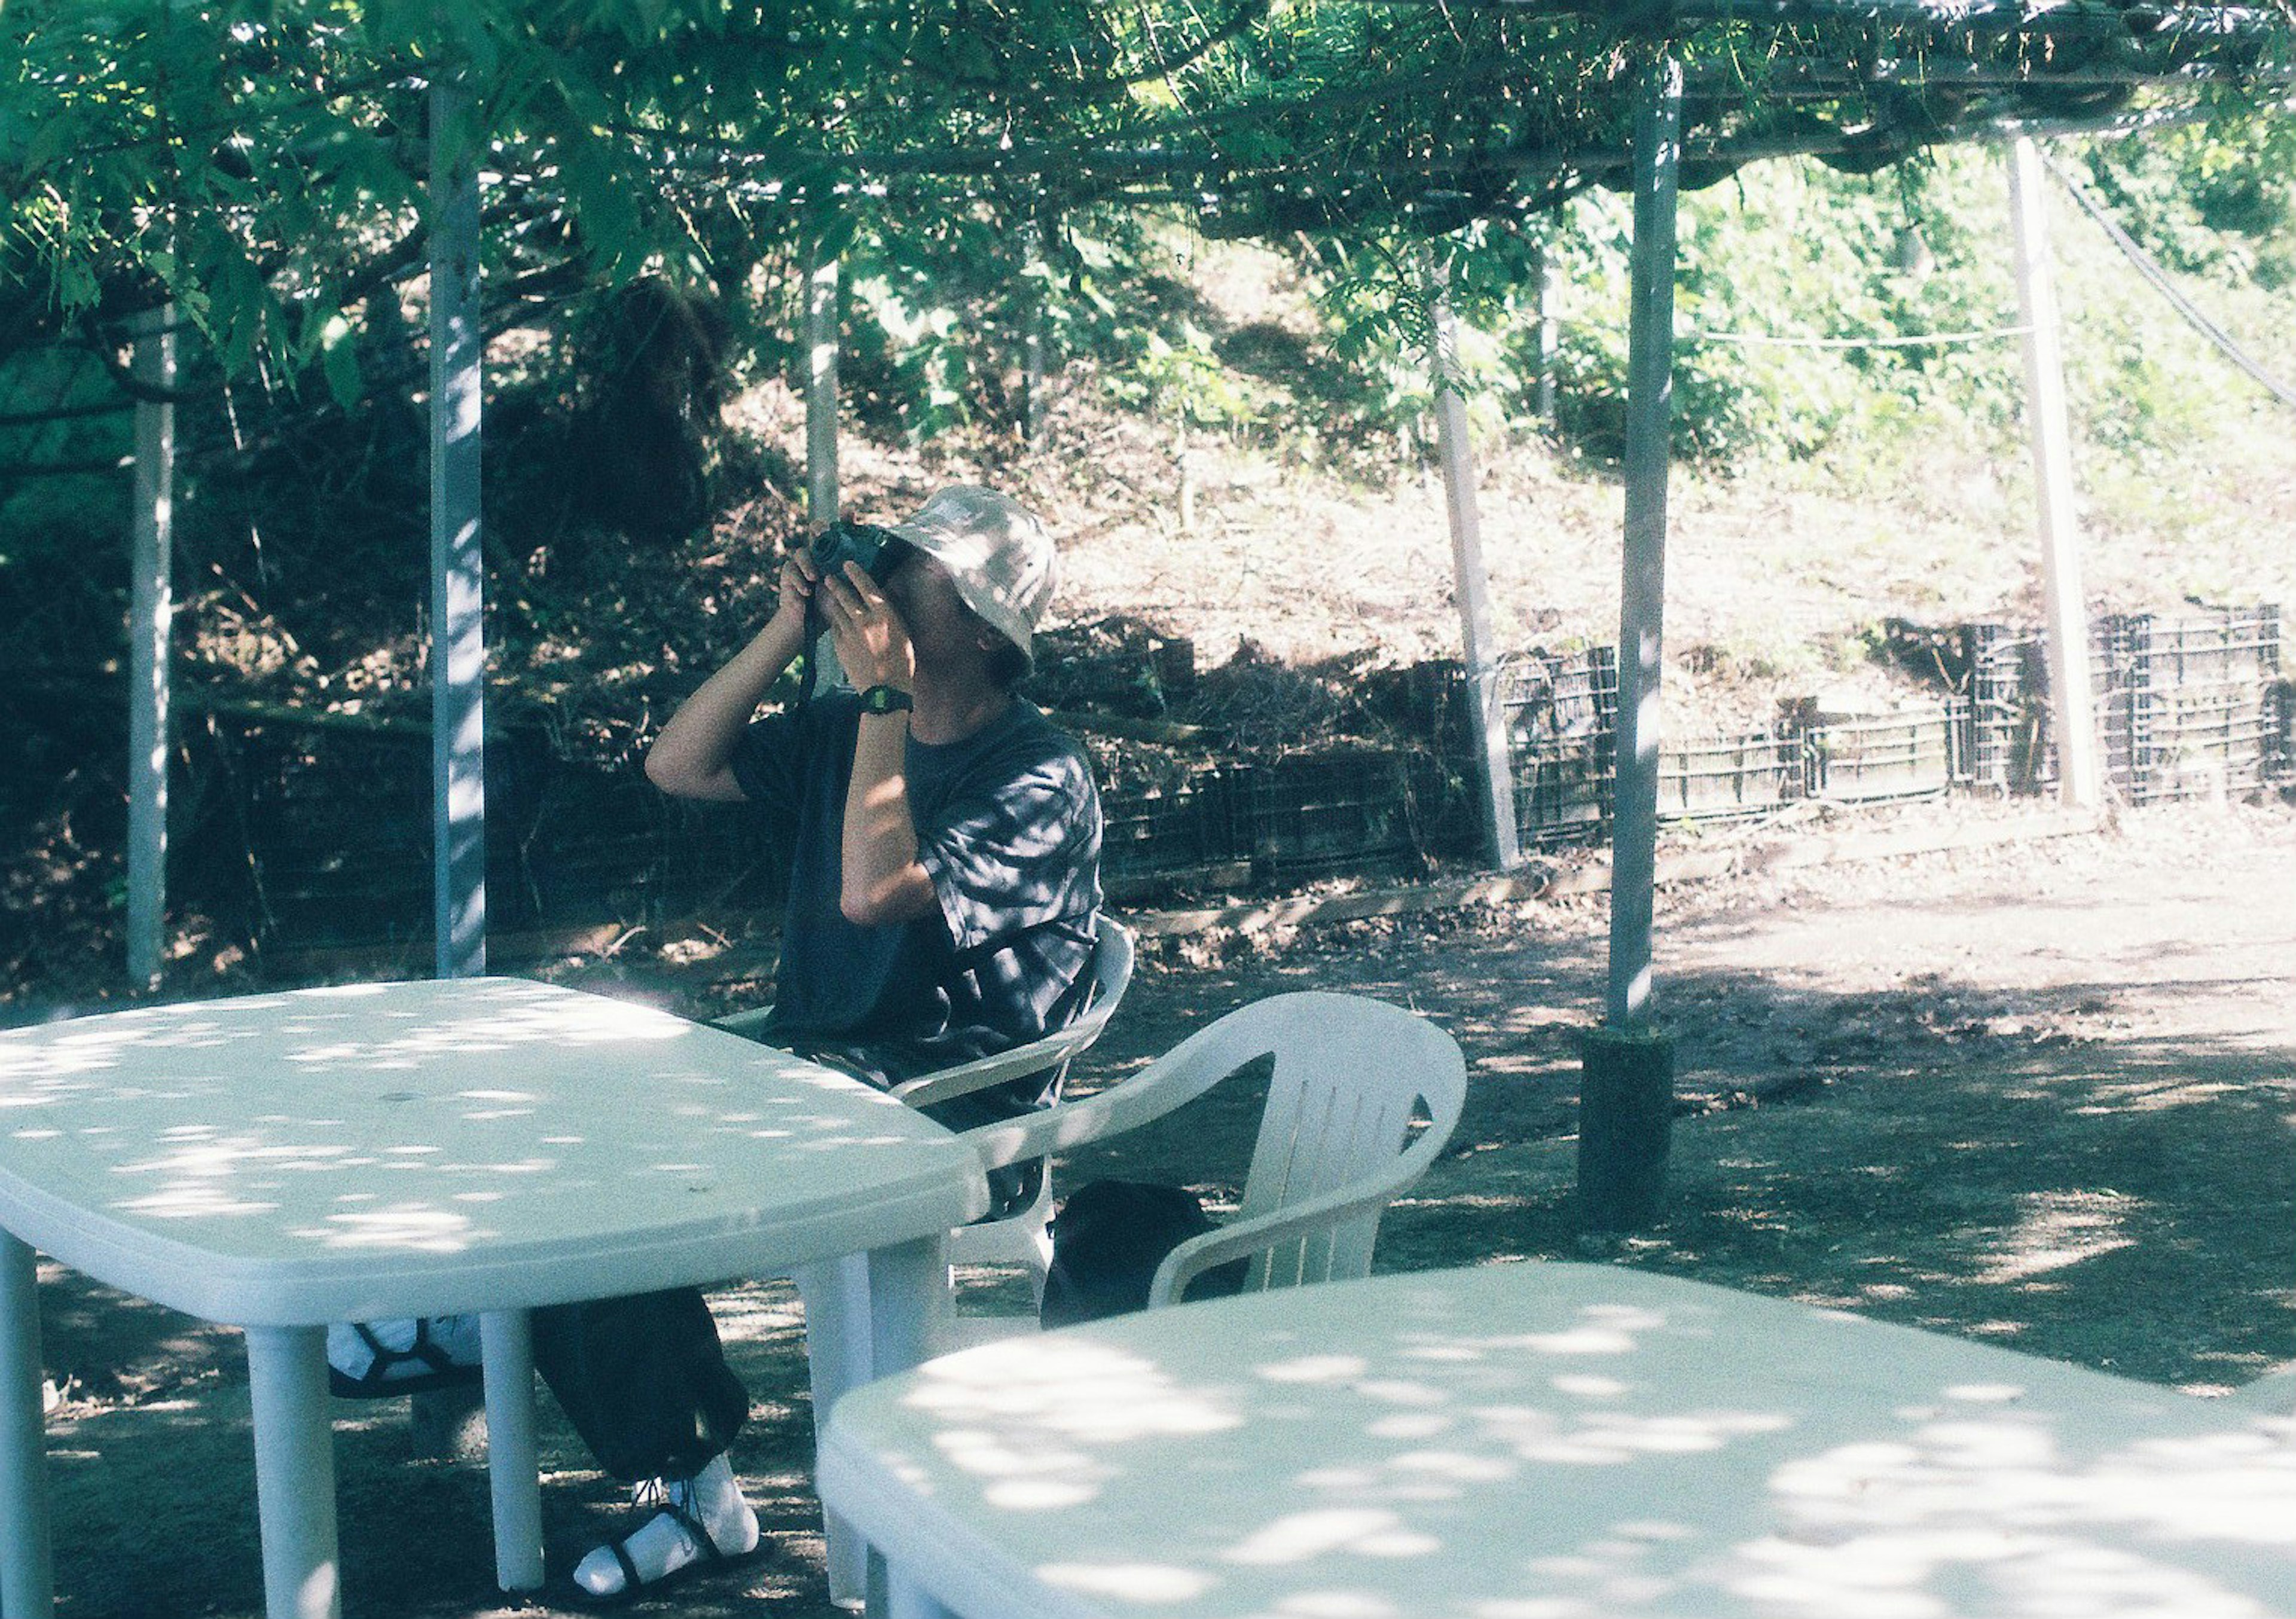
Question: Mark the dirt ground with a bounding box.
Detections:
[28,796,2296,1618]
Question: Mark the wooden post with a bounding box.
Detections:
[127,305,175,991]
[805,243,841,525]
[1425,257,1522,871]
[1607,54,1683,1031]
[2007,137,2102,808]
[429,77,486,980]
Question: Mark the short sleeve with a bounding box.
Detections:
[728,710,804,818]
[917,748,1101,956]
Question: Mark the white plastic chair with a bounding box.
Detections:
[954,989,1468,1313]
[713,915,1136,1298]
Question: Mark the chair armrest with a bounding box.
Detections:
[889,1027,1098,1110]
[1142,1175,1402,1310]
[1144,1117,1453,1309]
[951,1044,1228,1170]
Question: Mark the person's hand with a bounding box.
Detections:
[766,549,820,639]
[819,561,916,694]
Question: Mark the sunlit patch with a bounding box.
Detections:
[1501,1406,1793,1465]
[1974,1189,2141,1285]
[1551,1374,1628,1398]
[1224,1508,1437,1566]
[115,1186,279,1219]
[1274,1589,1403,1617]
[984,1479,1100,1510]
[1387,1448,1518,1483]
[1366,1412,1452,1441]
[1298,1467,1381,1489]
[295,1206,474,1253]
[911,1339,1244,1444]
[1260,1354,1368,1384]
[1036,1562,1213,1602]
[1355,1379,1445,1407]
[1939,1383,2025,1404]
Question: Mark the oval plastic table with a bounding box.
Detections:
[0,977,989,1619]
[820,1260,2296,1619]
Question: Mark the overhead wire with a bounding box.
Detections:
[2038,147,2296,410]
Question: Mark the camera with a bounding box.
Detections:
[804,520,913,633]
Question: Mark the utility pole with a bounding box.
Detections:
[2007,136,2102,808]
[1425,255,1522,872]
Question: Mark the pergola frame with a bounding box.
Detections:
[111,0,2291,1037]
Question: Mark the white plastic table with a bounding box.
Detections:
[0,977,989,1619]
[820,1261,2296,1619]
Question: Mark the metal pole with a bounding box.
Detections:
[1425,257,1522,871]
[805,243,841,524]
[127,305,176,991]
[2007,136,2102,808]
[1608,55,1683,1030]
[0,1232,54,1619]
[1022,221,1048,447]
[1537,246,1561,426]
[430,77,486,979]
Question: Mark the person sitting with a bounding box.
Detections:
[536,485,1104,1600]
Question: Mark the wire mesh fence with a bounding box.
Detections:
[179,603,2288,954]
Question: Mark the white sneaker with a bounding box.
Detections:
[572,1453,761,1599]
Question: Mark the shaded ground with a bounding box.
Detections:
[29,798,2296,1617]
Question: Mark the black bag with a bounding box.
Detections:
[1040,1180,1251,1330]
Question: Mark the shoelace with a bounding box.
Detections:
[630,1476,700,1531]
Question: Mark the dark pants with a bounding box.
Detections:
[530,1042,1054,1483]
[532,1288,747,1483]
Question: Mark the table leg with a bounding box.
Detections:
[795,1255,873,1608]
[864,1237,954,1619]
[244,1325,340,1619]
[864,1236,948,1381]
[479,1309,545,1593]
[0,1232,54,1619]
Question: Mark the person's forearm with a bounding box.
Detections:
[646,613,808,799]
[839,712,938,925]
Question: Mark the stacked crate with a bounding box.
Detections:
[1097,768,1248,885]
[2115,608,2281,804]
[1658,732,1800,821]
[1500,647,1617,848]
[1801,702,1961,804]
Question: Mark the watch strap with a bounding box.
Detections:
[858,684,915,716]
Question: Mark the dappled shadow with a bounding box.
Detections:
[1057,920,2296,1390]
[39,1275,844,1619]
[0,977,973,1323]
[834,1264,2296,1618]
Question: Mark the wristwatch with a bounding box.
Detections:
[857,683,915,716]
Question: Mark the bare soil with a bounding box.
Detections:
[30,795,2296,1618]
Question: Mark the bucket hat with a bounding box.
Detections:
[886,486,1057,664]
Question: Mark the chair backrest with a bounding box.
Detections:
[1204,992,1467,1292]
